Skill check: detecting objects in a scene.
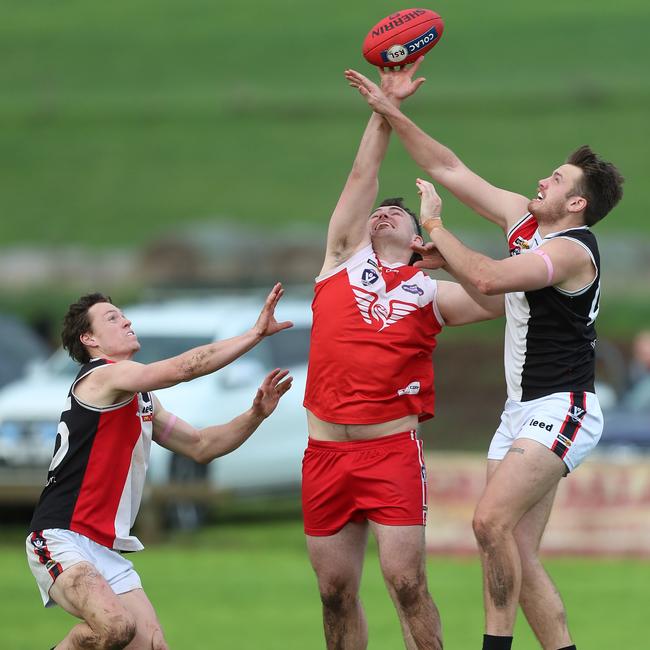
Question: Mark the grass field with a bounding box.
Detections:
[4,517,650,649]
[1,0,649,246]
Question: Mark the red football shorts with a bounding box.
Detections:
[302,430,428,536]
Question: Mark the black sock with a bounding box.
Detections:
[482,634,513,650]
[557,646,576,650]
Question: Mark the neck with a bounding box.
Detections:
[89,351,133,363]
[535,213,585,238]
[373,242,411,266]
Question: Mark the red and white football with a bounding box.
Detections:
[362,8,444,67]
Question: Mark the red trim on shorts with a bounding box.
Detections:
[551,392,587,460]
[30,531,63,581]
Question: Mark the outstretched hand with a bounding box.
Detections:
[411,242,446,270]
[416,177,442,225]
[345,57,426,113]
[253,283,294,338]
[251,368,293,419]
[379,56,427,101]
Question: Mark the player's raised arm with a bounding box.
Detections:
[419,216,595,297]
[344,68,529,233]
[322,62,427,275]
[151,368,293,463]
[75,284,293,405]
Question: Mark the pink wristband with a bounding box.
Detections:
[532,249,554,285]
[157,414,177,444]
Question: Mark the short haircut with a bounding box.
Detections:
[61,292,112,364]
[376,197,423,265]
[566,145,624,226]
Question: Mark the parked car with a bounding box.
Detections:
[0,314,49,389]
[0,292,312,519]
[598,375,650,453]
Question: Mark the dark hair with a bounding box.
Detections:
[566,145,624,226]
[61,292,112,364]
[377,197,423,265]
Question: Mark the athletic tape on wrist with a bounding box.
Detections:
[532,249,554,285]
[158,414,177,444]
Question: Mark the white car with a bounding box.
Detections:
[0,292,312,512]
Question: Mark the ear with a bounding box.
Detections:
[412,234,424,247]
[567,196,587,214]
[80,331,97,349]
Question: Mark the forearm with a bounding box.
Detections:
[195,409,265,463]
[427,224,502,295]
[383,106,459,180]
[174,330,262,382]
[350,105,398,179]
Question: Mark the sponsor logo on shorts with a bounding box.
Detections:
[361,268,379,286]
[402,283,424,296]
[529,418,553,432]
[397,381,421,396]
[556,433,573,447]
[30,537,45,549]
[568,406,586,423]
[421,466,427,481]
[45,559,57,571]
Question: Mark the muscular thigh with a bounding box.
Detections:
[50,561,127,622]
[307,521,369,591]
[477,438,566,528]
[372,523,427,581]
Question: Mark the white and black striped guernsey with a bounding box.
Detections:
[29,358,154,551]
[505,213,601,402]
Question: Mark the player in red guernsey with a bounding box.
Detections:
[26,286,293,650]
[303,59,504,650]
[345,68,624,650]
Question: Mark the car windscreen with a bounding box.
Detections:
[248,326,311,368]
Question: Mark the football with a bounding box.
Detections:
[362,8,444,67]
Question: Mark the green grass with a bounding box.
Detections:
[1,0,649,246]
[5,518,650,649]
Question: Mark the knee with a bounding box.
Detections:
[387,573,429,614]
[472,510,508,552]
[319,581,358,616]
[151,626,169,650]
[100,613,137,649]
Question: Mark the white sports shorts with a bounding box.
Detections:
[25,528,142,607]
[488,391,603,473]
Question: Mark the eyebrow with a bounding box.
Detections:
[553,170,563,180]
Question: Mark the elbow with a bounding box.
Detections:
[475,276,504,296]
[194,452,211,466]
[191,431,211,465]
[192,445,212,465]
[475,277,495,295]
[348,167,378,187]
[475,262,505,296]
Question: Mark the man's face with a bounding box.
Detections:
[528,163,586,223]
[82,302,140,360]
[369,205,420,249]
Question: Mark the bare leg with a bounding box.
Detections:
[484,461,574,648]
[307,522,370,650]
[120,589,169,650]
[514,486,573,649]
[472,440,566,637]
[49,561,137,649]
[372,523,442,650]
